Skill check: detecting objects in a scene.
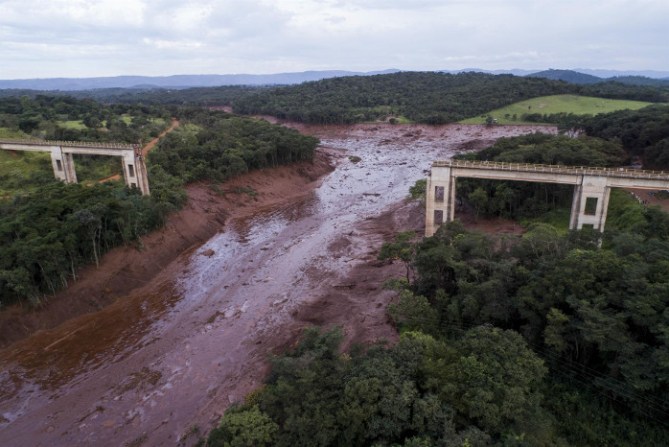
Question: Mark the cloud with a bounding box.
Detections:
[0,0,667,78]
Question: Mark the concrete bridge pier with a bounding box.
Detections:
[425,166,456,234]
[569,175,611,231]
[120,148,150,195]
[48,147,77,183]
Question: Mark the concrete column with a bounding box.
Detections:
[569,176,583,230]
[446,174,456,222]
[425,175,436,235]
[425,166,454,237]
[135,155,150,196]
[569,175,610,231]
[62,151,78,183]
[49,146,68,182]
[121,149,150,195]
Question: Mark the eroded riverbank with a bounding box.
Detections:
[0,123,556,446]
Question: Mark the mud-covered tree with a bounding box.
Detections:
[379,231,417,282]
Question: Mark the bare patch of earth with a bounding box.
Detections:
[627,187,669,213]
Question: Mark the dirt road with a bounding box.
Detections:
[97,119,180,185]
[0,123,555,446]
[142,119,180,158]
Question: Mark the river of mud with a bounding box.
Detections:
[0,123,556,446]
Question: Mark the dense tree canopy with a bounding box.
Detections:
[0,94,171,143]
[228,72,669,125]
[149,109,318,183]
[208,327,551,447]
[210,211,669,446]
[514,105,669,170]
[0,176,184,305]
[231,72,577,124]
[579,105,669,169]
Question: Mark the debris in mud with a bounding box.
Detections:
[116,367,162,394]
[348,155,362,163]
[201,249,215,257]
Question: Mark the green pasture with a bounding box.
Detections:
[150,117,167,127]
[460,94,655,125]
[0,150,53,198]
[58,120,88,130]
[0,127,26,138]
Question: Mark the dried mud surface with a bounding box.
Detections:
[0,123,555,447]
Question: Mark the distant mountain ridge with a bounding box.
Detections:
[526,69,602,84]
[1,68,669,91]
[0,70,400,91]
[524,69,669,86]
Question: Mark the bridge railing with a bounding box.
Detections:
[0,138,136,150]
[433,159,669,181]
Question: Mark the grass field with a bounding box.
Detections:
[460,94,655,125]
[0,127,27,138]
[0,150,53,198]
[59,120,88,130]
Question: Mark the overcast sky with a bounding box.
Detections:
[1,0,667,79]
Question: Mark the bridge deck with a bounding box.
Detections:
[0,138,136,150]
[433,159,669,181]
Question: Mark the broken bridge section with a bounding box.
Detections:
[0,139,150,195]
[426,160,669,237]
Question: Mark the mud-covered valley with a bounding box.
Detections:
[0,123,556,447]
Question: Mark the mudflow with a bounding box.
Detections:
[0,123,555,446]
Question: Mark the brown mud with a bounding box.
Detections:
[0,150,335,347]
[0,123,555,447]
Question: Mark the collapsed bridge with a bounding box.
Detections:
[0,139,150,195]
[426,160,669,237]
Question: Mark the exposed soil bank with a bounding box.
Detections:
[0,123,554,447]
[0,150,336,347]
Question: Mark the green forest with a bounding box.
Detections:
[206,136,669,447]
[206,222,669,446]
[8,72,667,127]
[517,104,669,170]
[229,72,669,125]
[0,96,319,306]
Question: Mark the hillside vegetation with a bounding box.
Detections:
[517,104,669,170]
[0,96,319,306]
[232,72,574,124]
[580,105,669,169]
[229,72,669,125]
[460,94,654,125]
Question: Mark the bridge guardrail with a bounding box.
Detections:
[0,138,136,150]
[433,159,669,181]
